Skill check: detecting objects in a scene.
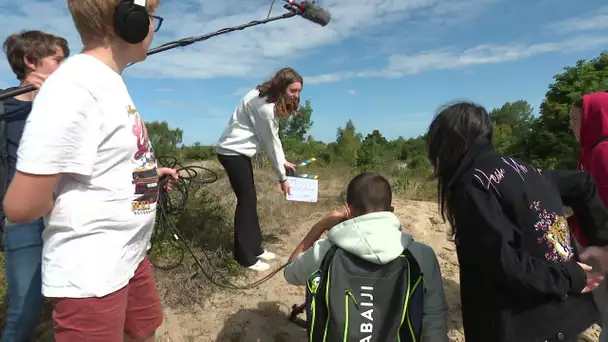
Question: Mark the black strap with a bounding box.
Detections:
[319,244,339,273]
[0,99,6,159]
[0,100,8,162]
[0,99,8,197]
[0,99,6,243]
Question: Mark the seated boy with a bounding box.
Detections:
[284,172,449,342]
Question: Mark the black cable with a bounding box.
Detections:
[267,0,278,19]
[149,155,289,289]
[289,303,308,328]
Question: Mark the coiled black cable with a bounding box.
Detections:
[149,155,288,290]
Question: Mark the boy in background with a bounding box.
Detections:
[1,30,69,342]
[285,172,448,341]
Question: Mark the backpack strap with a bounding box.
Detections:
[306,244,339,340]
[319,244,339,273]
[400,248,425,341]
[0,99,6,160]
[401,248,423,290]
[0,99,8,162]
[0,99,6,241]
[402,249,421,271]
[0,99,9,197]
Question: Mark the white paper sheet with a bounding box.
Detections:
[285,176,318,202]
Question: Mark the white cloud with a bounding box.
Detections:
[550,15,608,33]
[233,87,253,96]
[547,6,608,33]
[152,99,228,118]
[0,0,496,81]
[153,99,187,108]
[305,35,608,83]
[4,0,597,86]
[306,73,353,84]
[347,89,357,95]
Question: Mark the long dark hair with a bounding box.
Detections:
[256,67,303,118]
[426,102,493,236]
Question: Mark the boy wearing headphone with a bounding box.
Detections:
[2,1,176,341]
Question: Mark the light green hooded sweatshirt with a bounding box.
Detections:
[284,211,449,342]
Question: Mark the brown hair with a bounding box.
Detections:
[68,0,160,45]
[3,30,69,81]
[256,67,303,118]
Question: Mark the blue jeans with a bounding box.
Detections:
[1,218,44,342]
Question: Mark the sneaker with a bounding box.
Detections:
[248,260,270,272]
[257,250,276,261]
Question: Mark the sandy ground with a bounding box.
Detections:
[154,198,602,342]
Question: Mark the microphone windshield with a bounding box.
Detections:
[301,1,331,26]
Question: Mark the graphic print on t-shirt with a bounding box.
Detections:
[128,104,159,215]
[529,200,573,262]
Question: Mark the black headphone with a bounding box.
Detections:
[114,0,150,44]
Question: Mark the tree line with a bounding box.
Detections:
[147,51,608,173]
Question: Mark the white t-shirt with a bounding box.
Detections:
[216,88,287,181]
[16,54,159,298]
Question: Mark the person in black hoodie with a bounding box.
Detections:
[426,101,608,342]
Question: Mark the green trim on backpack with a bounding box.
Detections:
[307,244,338,341]
[399,250,424,341]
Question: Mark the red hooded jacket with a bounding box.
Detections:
[568,92,608,247]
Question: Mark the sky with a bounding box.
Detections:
[0,0,607,145]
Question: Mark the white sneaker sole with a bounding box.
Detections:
[257,250,276,262]
[248,260,270,272]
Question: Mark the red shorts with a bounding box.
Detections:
[51,257,163,341]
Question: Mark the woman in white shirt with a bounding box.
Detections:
[216,67,302,271]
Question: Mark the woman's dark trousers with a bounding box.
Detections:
[217,154,264,267]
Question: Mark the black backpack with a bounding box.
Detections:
[304,245,425,342]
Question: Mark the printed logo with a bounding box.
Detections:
[128,105,158,215]
[310,275,321,294]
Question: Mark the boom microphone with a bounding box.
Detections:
[0,86,35,101]
[283,0,332,27]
